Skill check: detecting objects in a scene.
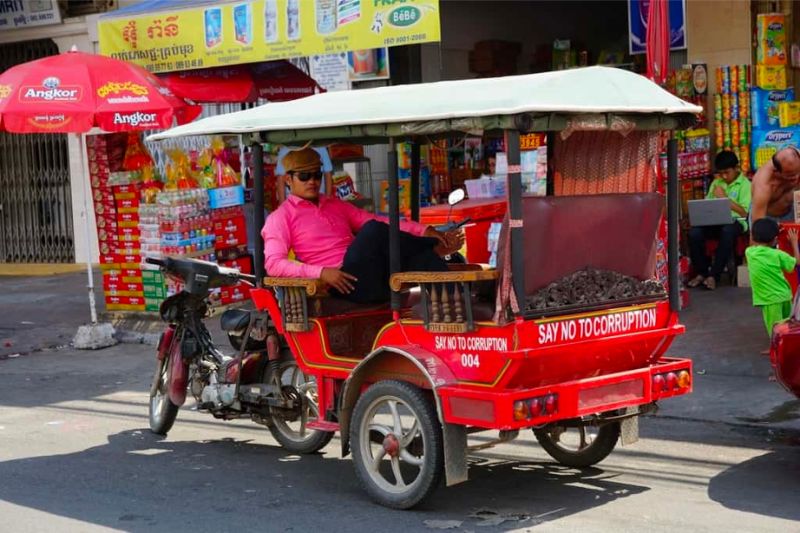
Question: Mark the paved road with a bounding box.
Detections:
[1,343,799,533]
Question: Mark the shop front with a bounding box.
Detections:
[92,0,444,314]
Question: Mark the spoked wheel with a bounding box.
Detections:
[533,420,620,468]
[149,357,179,435]
[350,380,444,509]
[268,359,333,454]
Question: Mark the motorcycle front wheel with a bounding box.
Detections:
[149,357,179,435]
[267,358,333,454]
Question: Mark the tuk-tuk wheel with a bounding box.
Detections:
[267,358,334,454]
[533,421,620,468]
[350,380,444,509]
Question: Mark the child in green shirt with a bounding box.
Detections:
[746,218,800,336]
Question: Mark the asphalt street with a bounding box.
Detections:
[0,275,799,531]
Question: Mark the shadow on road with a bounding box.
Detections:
[708,442,800,522]
[0,428,648,531]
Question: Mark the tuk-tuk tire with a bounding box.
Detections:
[533,421,620,468]
[350,380,444,509]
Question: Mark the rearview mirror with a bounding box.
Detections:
[448,188,466,206]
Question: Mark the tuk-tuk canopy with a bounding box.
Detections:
[148,66,702,144]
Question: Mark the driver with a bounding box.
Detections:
[750,146,800,225]
[262,147,463,304]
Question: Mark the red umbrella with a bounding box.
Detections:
[0,49,200,328]
[158,60,323,103]
[0,49,200,133]
[645,0,670,85]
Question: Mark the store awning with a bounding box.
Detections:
[158,61,323,103]
[149,67,704,143]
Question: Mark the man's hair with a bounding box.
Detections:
[771,146,800,174]
[714,150,738,172]
[752,218,780,244]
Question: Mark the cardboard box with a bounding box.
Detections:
[220,284,250,305]
[104,295,145,306]
[222,256,253,274]
[216,245,248,262]
[141,269,164,283]
[794,190,800,223]
[757,13,787,65]
[751,88,795,129]
[756,65,787,90]
[115,197,140,210]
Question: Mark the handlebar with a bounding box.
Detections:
[434,217,472,232]
[145,256,257,286]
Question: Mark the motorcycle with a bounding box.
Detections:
[146,256,333,454]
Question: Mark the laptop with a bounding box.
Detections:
[687,198,734,226]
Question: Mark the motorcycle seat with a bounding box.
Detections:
[220,308,251,332]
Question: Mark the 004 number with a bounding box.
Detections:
[460,353,481,368]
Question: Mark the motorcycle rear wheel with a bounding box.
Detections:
[268,358,333,454]
[149,358,179,435]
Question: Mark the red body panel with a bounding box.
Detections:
[771,320,800,398]
[252,291,692,429]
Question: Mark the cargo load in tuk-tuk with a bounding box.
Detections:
[149,66,701,509]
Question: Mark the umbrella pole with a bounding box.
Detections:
[77,132,98,324]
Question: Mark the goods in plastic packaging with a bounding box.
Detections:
[778,102,800,128]
[751,88,794,129]
[757,13,787,65]
[756,65,787,90]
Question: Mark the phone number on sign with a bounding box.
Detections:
[384,33,428,46]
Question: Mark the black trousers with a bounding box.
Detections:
[332,221,448,303]
[688,222,743,280]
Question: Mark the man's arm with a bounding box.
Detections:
[733,176,752,218]
[750,165,773,223]
[789,229,800,264]
[341,198,429,236]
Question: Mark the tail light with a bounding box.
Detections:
[652,369,691,393]
[513,394,558,421]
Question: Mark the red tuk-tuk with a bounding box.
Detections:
[150,66,700,509]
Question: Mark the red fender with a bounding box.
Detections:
[167,338,189,406]
[156,325,176,361]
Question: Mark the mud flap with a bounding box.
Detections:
[620,407,639,445]
[443,423,468,486]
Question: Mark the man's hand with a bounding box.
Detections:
[424,227,465,256]
[712,185,727,198]
[789,228,799,248]
[320,268,357,294]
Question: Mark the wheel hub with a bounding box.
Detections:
[382,433,400,457]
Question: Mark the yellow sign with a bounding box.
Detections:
[99,0,441,73]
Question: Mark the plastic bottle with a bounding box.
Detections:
[264,0,278,43]
[287,0,300,41]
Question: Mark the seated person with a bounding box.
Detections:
[687,151,751,290]
[262,147,463,304]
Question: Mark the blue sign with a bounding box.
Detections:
[628,0,687,55]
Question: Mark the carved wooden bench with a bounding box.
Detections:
[389,270,499,333]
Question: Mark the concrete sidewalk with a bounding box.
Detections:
[1,270,798,432]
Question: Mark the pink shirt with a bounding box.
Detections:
[262,195,429,279]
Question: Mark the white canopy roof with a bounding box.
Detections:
[149,66,702,141]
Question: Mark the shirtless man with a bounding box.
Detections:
[750,146,800,225]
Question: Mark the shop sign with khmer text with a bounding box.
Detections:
[98,0,441,73]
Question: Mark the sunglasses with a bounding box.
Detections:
[292,171,323,182]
